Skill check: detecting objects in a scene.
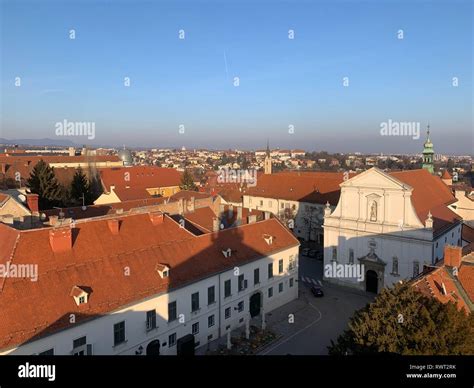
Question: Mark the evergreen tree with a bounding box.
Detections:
[70,167,93,206]
[26,160,63,210]
[328,283,474,355]
[180,169,197,191]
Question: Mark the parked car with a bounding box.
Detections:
[311,285,324,297]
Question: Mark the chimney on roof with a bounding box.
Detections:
[107,219,121,235]
[149,211,164,226]
[264,211,271,220]
[49,215,59,226]
[26,193,39,215]
[213,217,220,232]
[444,245,462,269]
[49,227,72,253]
[248,214,257,224]
[178,198,184,215]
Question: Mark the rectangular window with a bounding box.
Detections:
[113,321,126,346]
[208,315,215,328]
[254,268,260,285]
[224,279,231,298]
[192,322,199,335]
[392,257,399,275]
[168,301,177,322]
[413,261,420,277]
[289,255,296,270]
[169,333,177,347]
[73,336,86,349]
[268,287,273,298]
[191,292,200,312]
[268,263,273,279]
[208,286,216,305]
[349,249,354,264]
[289,278,294,287]
[146,310,157,330]
[238,301,244,312]
[268,201,272,207]
[225,307,231,319]
[332,247,337,262]
[279,282,283,293]
[279,259,283,274]
[238,274,245,291]
[260,200,263,206]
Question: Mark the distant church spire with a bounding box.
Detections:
[422,124,434,174]
[264,140,272,174]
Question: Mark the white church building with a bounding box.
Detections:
[323,167,462,293]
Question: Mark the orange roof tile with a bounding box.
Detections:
[99,166,181,192]
[0,214,298,350]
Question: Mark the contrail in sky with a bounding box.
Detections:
[223,50,229,78]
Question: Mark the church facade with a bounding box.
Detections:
[323,167,462,293]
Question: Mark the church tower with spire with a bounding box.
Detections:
[264,140,272,174]
[422,125,434,174]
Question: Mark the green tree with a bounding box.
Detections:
[26,160,64,210]
[180,169,197,191]
[70,167,94,206]
[328,283,474,355]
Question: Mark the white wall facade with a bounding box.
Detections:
[1,246,299,355]
[323,169,462,292]
[243,195,329,242]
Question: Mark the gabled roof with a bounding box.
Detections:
[99,166,181,192]
[244,171,351,205]
[0,214,298,351]
[390,169,460,234]
[412,266,470,313]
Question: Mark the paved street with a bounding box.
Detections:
[259,255,375,355]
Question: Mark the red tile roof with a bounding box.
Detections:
[412,266,470,313]
[112,186,153,201]
[99,166,181,192]
[390,170,461,234]
[441,170,452,179]
[459,257,474,304]
[0,214,298,350]
[244,171,353,205]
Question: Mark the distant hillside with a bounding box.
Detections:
[0,138,78,147]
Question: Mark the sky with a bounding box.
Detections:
[0,0,472,154]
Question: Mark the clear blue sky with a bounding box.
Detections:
[1,0,472,154]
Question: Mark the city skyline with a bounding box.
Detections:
[1,0,472,154]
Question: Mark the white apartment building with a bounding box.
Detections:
[0,212,299,355]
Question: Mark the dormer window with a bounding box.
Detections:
[263,234,273,245]
[222,248,232,258]
[70,286,90,306]
[156,263,170,279]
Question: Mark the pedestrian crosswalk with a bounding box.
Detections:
[299,276,322,286]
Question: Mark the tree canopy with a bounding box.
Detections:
[328,283,474,355]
